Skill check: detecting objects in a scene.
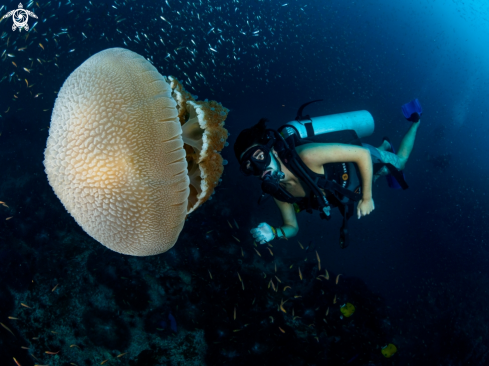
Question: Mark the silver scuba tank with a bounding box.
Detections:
[283,110,374,139]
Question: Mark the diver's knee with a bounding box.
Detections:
[398,157,407,170]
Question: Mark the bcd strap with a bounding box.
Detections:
[338,202,355,249]
[305,122,314,137]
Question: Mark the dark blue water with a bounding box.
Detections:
[1,0,488,365]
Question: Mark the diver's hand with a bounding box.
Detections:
[357,198,375,219]
[250,223,275,244]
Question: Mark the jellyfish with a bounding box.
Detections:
[43,48,229,256]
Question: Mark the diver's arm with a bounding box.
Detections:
[273,198,299,239]
[298,143,373,200]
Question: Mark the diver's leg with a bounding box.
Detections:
[397,121,420,170]
[377,140,390,151]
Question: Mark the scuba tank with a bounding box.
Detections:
[282,100,375,140]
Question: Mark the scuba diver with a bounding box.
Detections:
[233,99,422,248]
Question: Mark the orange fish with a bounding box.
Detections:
[39,43,44,50]
[1,322,15,337]
[279,299,286,313]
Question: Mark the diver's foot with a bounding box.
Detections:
[379,137,393,152]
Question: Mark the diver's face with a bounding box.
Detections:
[243,147,266,173]
[240,145,276,178]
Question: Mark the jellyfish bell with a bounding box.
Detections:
[43,48,228,256]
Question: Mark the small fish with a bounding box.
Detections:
[274,275,281,283]
[45,350,60,355]
[234,307,236,320]
[68,49,75,53]
[233,219,239,229]
[0,201,9,208]
[269,279,276,292]
[237,272,242,282]
[8,316,18,320]
[227,220,233,229]
[100,360,108,365]
[336,274,342,285]
[208,270,212,279]
[298,267,302,280]
[279,299,286,313]
[209,47,217,52]
[316,251,321,270]
[232,235,240,243]
[23,67,30,73]
[253,248,261,257]
[7,54,15,57]
[13,357,21,366]
[39,43,44,50]
[333,294,337,304]
[12,61,17,67]
[326,307,329,316]
[117,353,127,358]
[51,284,59,292]
[1,322,15,337]
[278,327,285,333]
[283,286,291,291]
[267,247,273,256]
[325,269,330,280]
[21,303,32,309]
[70,344,80,348]
[298,241,304,249]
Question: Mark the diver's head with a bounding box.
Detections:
[234,119,282,178]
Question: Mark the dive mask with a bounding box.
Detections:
[240,145,272,176]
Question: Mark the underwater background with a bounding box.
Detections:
[1,0,489,365]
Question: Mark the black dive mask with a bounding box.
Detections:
[240,145,272,176]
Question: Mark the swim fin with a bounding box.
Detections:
[383,137,407,190]
[401,99,422,122]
